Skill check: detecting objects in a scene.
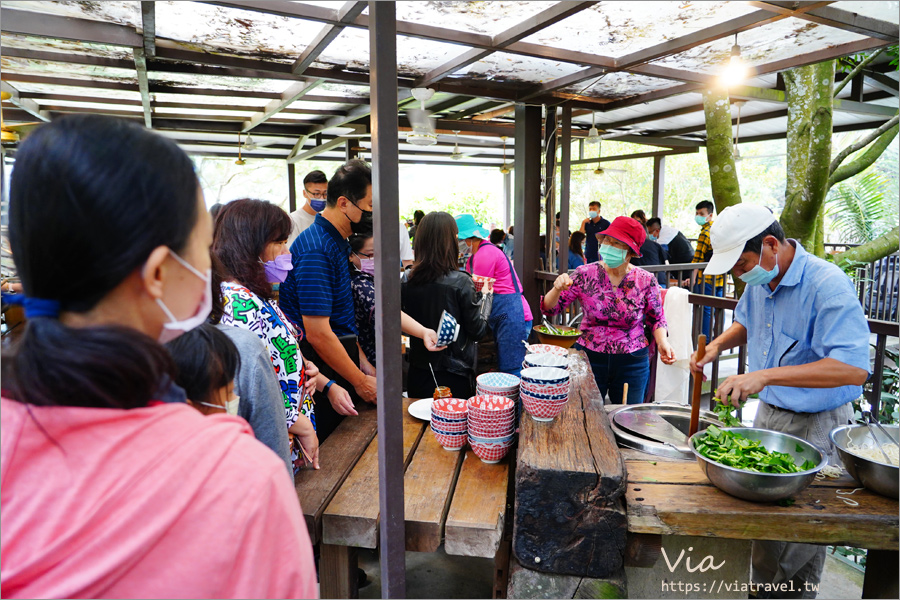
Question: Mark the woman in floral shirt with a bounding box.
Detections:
[213,199,352,470]
[542,216,677,404]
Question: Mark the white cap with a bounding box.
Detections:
[704,204,777,275]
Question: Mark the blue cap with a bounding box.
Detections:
[455,214,489,240]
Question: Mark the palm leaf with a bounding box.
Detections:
[826,171,889,244]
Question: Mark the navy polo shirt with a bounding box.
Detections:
[279,214,358,338]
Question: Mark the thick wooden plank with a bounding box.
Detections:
[626,459,859,489]
[294,402,377,544]
[404,428,465,552]
[446,449,510,558]
[514,350,628,578]
[322,399,425,548]
[626,482,899,550]
[507,557,627,599]
[319,544,358,599]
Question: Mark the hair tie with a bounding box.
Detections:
[2,293,61,319]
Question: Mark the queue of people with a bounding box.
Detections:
[0,114,874,600]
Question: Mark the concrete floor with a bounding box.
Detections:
[353,548,862,599]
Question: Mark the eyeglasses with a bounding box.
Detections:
[304,188,327,199]
[355,251,375,259]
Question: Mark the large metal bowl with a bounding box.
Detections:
[829,424,899,499]
[689,427,827,502]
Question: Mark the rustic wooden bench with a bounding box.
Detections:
[320,397,511,598]
[294,402,378,547]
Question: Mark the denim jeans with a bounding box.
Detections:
[583,346,650,405]
[694,281,725,340]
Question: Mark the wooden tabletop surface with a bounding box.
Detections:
[321,397,510,559]
[623,446,899,551]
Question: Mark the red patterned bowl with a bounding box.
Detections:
[521,395,568,422]
[526,344,569,357]
[468,395,516,413]
[431,427,468,450]
[470,440,513,463]
[431,397,468,420]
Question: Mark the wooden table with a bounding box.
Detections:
[319,397,511,598]
[624,447,899,598]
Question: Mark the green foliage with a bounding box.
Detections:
[405,193,502,229]
[836,45,898,73]
[825,171,891,244]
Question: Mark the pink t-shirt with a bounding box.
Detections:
[467,241,534,321]
[0,398,317,599]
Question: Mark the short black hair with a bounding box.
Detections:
[166,323,240,407]
[696,200,715,213]
[348,232,372,253]
[327,159,371,208]
[209,203,224,220]
[303,170,328,186]
[413,209,425,224]
[489,229,506,245]
[589,201,601,209]
[647,217,662,229]
[741,221,786,255]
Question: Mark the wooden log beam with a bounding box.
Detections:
[513,350,628,578]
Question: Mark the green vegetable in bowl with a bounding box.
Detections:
[694,426,817,474]
[713,393,744,427]
[536,325,580,336]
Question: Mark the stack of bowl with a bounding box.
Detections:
[430,397,468,451]
[520,367,570,422]
[523,352,569,371]
[467,395,516,463]
[476,372,521,423]
[471,275,496,293]
[526,343,569,357]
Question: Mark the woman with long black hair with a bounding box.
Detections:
[0,115,316,598]
[402,212,492,399]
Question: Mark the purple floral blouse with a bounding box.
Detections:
[541,263,667,354]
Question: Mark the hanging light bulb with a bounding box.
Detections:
[586,111,601,145]
[719,34,748,88]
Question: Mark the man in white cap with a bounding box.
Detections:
[690,204,870,598]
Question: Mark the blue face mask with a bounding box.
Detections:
[694,215,708,226]
[600,244,628,269]
[310,199,327,212]
[588,211,598,219]
[648,234,658,242]
[739,250,780,286]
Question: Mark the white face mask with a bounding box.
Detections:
[155,249,212,344]
[198,395,239,416]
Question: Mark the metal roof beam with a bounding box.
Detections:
[752,2,899,42]
[731,86,898,116]
[0,81,50,122]
[0,7,142,46]
[140,1,156,57]
[241,1,365,132]
[133,49,152,128]
[415,1,597,87]
[615,9,791,70]
[863,71,900,97]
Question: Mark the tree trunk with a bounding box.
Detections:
[829,123,899,188]
[781,62,834,254]
[832,227,900,269]
[702,87,742,212]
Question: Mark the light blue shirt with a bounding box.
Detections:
[734,240,871,413]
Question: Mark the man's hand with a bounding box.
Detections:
[553,272,574,292]
[422,328,447,352]
[689,342,719,380]
[658,339,677,365]
[715,371,768,406]
[359,350,376,377]
[355,374,377,404]
[303,360,319,397]
[328,382,358,416]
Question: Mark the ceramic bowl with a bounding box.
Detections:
[467,421,515,438]
[521,381,570,396]
[521,396,568,421]
[432,428,468,450]
[431,397,468,420]
[520,389,569,402]
[471,275,496,293]
[526,344,569,357]
[470,440,513,463]
[468,395,516,413]
[476,373,521,390]
[430,416,468,432]
[523,353,569,370]
[520,367,569,385]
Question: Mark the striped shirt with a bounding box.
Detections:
[279,214,358,337]
[692,220,725,287]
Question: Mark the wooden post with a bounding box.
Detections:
[514,104,542,321]
[558,104,571,275]
[287,162,297,213]
[651,155,665,218]
[689,335,707,437]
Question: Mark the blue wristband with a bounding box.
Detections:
[323,379,336,395]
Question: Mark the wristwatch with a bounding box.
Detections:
[323,379,336,395]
